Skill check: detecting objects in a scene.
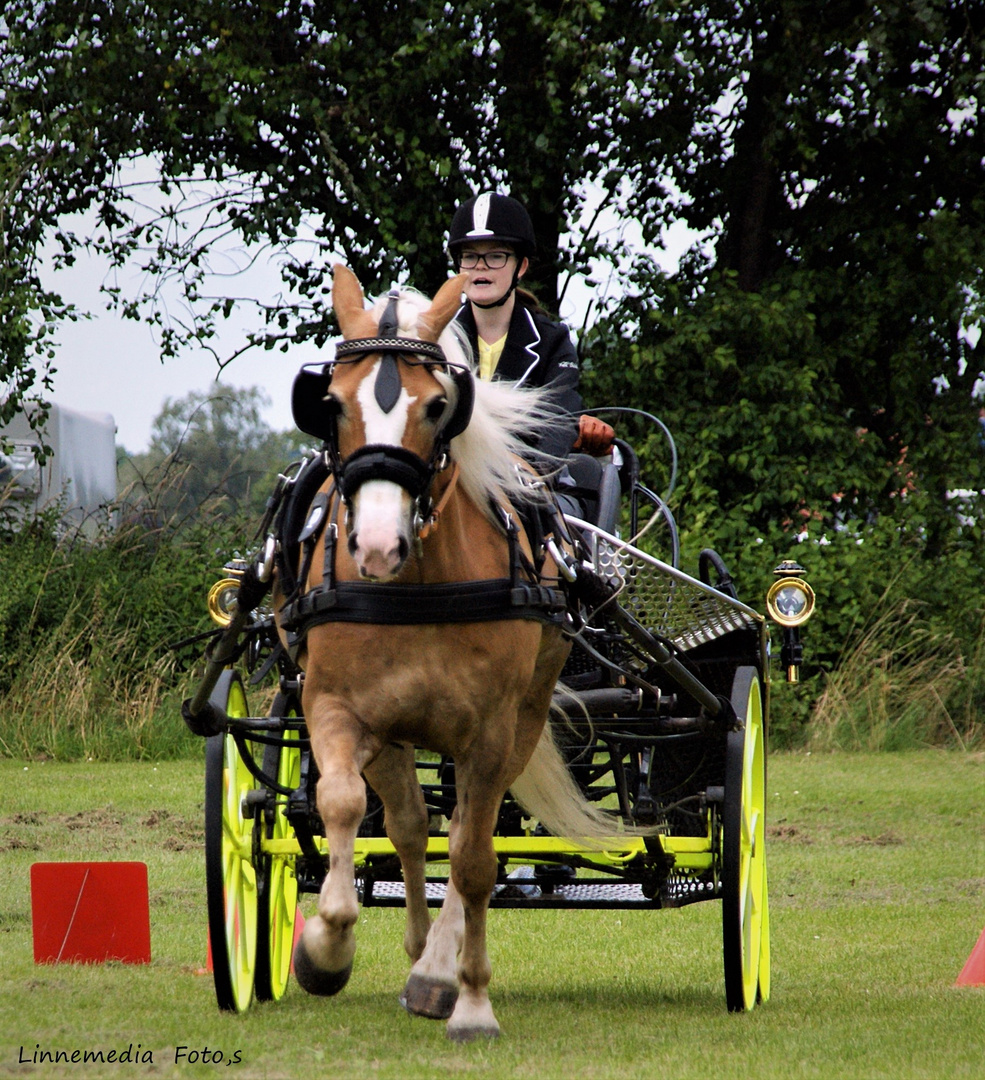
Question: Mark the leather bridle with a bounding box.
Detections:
[290,294,475,538]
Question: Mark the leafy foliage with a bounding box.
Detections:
[581,4,985,698]
[585,0,984,530]
[1,0,690,367]
[0,485,246,758]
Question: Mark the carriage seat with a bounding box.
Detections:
[554,452,623,535]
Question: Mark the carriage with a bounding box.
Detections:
[181,268,814,1036]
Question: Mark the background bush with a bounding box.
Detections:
[0,487,249,760]
[2,464,982,760]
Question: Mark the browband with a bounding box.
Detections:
[334,337,446,363]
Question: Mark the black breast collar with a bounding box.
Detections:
[275,462,567,656]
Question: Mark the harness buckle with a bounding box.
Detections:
[412,510,428,555]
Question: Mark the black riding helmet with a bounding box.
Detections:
[448,193,536,308]
[448,192,536,260]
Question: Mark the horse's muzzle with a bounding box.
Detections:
[348,526,410,580]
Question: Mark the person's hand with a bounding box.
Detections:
[572,414,616,455]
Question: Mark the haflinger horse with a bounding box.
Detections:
[275,265,624,1041]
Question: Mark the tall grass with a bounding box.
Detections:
[0,478,248,761]
[808,599,983,751]
[0,602,194,760]
[3,472,983,760]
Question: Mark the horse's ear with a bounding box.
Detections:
[332,264,375,339]
[419,273,467,343]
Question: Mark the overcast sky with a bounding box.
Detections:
[42,245,317,453]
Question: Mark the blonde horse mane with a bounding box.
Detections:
[368,287,560,514]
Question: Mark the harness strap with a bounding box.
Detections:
[274,458,570,661]
[281,577,566,633]
[496,500,543,585]
[417,462,460,540]
[279,496,566,639]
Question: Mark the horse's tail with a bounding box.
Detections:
[509,721,660,847]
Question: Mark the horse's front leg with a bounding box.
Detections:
[403,762,511,1037]
[443,761,508,1042]
[293,698,380,996]
[363,744,431,963]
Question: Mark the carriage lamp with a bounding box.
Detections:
[766,561,815,682]
[207,560,249,627]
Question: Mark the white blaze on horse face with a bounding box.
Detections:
[349,359,417,580]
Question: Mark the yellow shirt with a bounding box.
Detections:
[477,334,508,382]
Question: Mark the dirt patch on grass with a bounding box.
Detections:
[768,823,814,843]
[61,808,126,831]
[0,806,202,852]
[841,831,905,846]
[0,833,41,852]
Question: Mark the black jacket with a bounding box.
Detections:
[455,302,583,460]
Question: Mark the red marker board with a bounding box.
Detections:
[31,862,151,965]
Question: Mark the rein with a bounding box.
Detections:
[418,462,460,540]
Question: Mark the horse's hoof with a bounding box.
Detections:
[446,1023,500,1043]
[399,973,459,1019]
[292,936,353,997]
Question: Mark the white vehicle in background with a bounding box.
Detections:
[0,402,117,537]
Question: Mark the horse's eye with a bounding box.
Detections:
[323,393,343,418]
[425,396,448,422]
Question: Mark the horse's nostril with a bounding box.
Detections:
[397,536,409,564]
[347,531,359,556]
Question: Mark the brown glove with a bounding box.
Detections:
[572,414,616,455]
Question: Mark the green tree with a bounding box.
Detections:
[121,385,304,522]
[584,0,984,551]
[2,0,983,550]
[1,0,686,375]
[2,0,984,747]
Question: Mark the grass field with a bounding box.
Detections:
[1,750,982,1080]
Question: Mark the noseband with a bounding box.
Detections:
[338,444,434,505]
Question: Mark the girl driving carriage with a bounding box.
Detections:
[184,222,779,1035]
[448,192,615,462]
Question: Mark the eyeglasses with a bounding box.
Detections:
[458,250,514,270]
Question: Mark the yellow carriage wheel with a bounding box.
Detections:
[722,665,769,1012]
[204,672,260,1013]
[758,862,771,1003]
[255,693,302,1002]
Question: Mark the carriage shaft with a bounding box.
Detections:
[611,606,725,719]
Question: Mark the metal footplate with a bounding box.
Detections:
[359,873,720,910]
[348,832,720,910]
